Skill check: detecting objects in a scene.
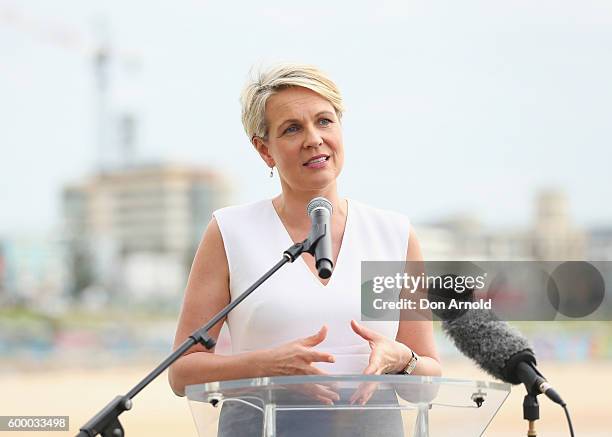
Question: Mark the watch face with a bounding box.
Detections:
[404,351,418,374]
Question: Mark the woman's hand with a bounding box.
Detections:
[263,325,339,404]
[349,319,412,405]
[350,319,411,374]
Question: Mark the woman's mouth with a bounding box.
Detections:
[303,155,330,169]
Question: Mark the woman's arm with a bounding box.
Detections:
[394,226,442,376]
[168,217,262,396]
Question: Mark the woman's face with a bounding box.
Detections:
[254,86,344,193]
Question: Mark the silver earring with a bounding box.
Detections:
[269,166,274,178]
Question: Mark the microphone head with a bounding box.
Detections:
[307,197,333,217]
[442,310,535,384]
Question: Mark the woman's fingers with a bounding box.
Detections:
[289,383,340,405]
[351,356,382,405]
[307,349,336,364]
[363,362,380,375]
[350,319,379,342]
[350,381,380,405]
[300,325,328,347]
[313,384,341,402]
[349,334,385,404]
[314,394,338,405]
[299,327,335,364]
[267,327,335,377]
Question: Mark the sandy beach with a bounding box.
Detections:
[1,360,610,436]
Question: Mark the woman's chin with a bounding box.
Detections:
[297,176,338,192]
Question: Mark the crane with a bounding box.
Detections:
[0,5,142,171]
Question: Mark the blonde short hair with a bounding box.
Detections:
[240,63,344,141]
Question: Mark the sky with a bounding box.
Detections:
[1,0,611,234]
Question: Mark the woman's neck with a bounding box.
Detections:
[273,182,346,230]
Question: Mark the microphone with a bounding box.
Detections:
[442,308,565,406]
[307,197,333,279]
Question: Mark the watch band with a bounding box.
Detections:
[401,349,419,375]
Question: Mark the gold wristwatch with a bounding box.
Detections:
[400,349,419,374]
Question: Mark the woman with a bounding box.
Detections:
[169,63,441,434]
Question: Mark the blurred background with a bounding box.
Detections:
[1,0,611,435]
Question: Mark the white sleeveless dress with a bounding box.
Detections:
[213,198,410,375]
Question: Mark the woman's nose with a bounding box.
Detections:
[303,125,323,148]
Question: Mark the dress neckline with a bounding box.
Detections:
[268,198,351,288]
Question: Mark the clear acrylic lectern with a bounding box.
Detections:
[186,374,510,436]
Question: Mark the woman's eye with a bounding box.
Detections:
[284,124,299,134]
[319,118,332,126]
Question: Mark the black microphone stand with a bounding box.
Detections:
[76,225,328,437]
[517,360,542,436]
[523,390,540,437]
[517,360,562,437]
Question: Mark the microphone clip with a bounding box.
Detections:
[283,225,327,262]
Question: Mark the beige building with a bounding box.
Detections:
[531,190,586,260]
[417,189,586,261]
[62,163,231,298]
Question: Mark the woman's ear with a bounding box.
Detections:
[252,136,275,168]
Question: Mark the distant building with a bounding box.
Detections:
[531,190,586,260]
[417,189,587,261]
[61,163,231,301]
